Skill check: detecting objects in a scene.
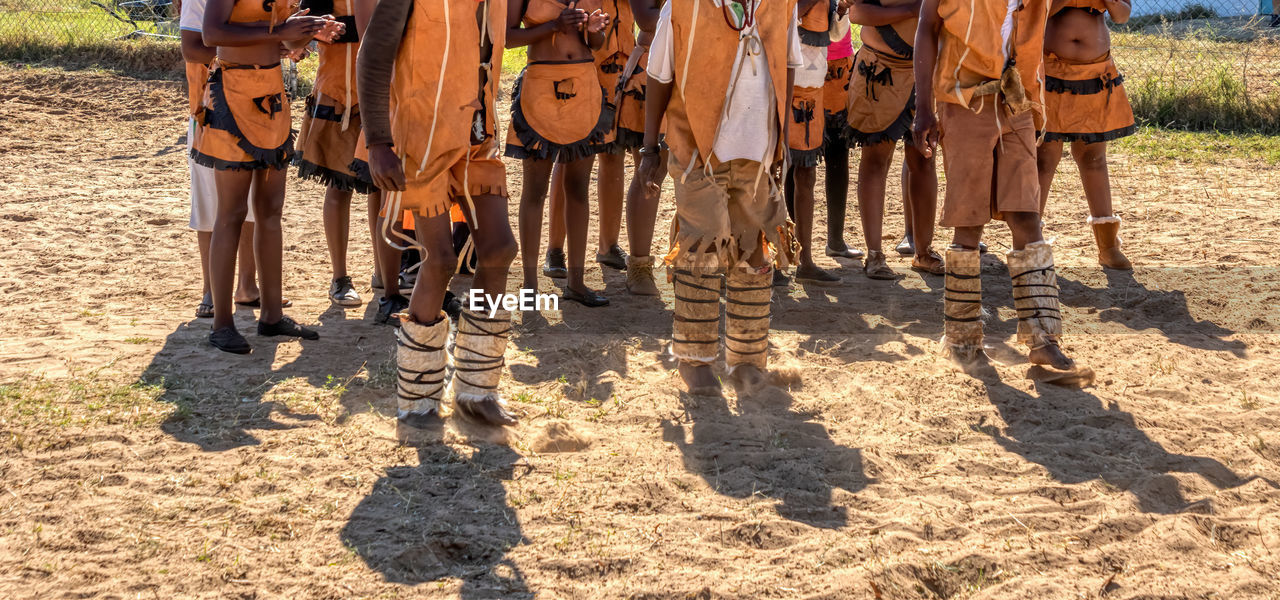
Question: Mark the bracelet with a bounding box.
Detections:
[638,144,662,156]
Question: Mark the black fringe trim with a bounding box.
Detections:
[348,158,373,188]
[790,147,822,167]
[1042,124,1137,144]
[503,67,615,164]
[1045,73,1125,96]
[203,67,295,169]
[191,148,279,172]
[599,127,647,154]
[296,159,372,193]
[844,92,915,147]
[304,94,357,123]
[799,27,831,48]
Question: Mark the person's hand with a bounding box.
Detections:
[837,0,853,16]
[554,4,589,35]
[277,9,329,42]
[281,43,310,61]
[314,15,345,43]
[912,106,939,158]
[586,9,610,33]
[369,144,406,192]
[635,151,663,194]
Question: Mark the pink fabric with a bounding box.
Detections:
[827,30,853,61]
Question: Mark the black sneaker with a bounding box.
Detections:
[543,248,568,279]
[596,244,628,270]
[257,316,320,340]
[329,276,362,307]
[376,294,410,326]
[772,269,791,287]
[210,326,251,354]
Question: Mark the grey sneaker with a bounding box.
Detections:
[330,276,362,307]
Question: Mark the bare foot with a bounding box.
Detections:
[678,362,722,396]
[1029,343,1075,371]
[455,397,519,427]
[728,364,768,396]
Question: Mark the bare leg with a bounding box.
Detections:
[626,149,666,258]
[210,170,254,330]
[548,162,567,253]
[561,155,601,298]
[198,231,212,300]
[322,185,355,280]
[900,160,914,250]
[366,189,383,285]
[462,194,518,297]
[596,151,626,252]
[377,212,407,297]
[1071,141,1114,218]
[517,158,555,289]
[856,142,895,254]
[1006,211,1045,250]
[951,225,985,251]
[248,167,289,325]
[235,221,258,302]
[822,134,852,252]
[406,213,456,325]
[1036,140,1065,215]
[792,165,817,267]
[904,144,939,267]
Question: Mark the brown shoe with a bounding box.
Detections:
[1090,216,1132,270]
[911,250,945,275]
[863,250,897,280]
[626,255,661,296]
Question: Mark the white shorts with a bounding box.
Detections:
[188,119,254,231]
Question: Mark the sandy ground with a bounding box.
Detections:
[1,64,1279,599]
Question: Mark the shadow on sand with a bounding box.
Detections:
[340,443,531,599]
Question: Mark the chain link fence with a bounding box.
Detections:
[0,0,1277,130]
[0,0,179,41]
[1112,0,1279,131]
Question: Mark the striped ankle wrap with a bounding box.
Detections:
[725,266,772,370]
[671,265,723,364]
[943,247,983,350]
[1007,241,1062,349]
[449,309,511,405]
[396,316,449,417]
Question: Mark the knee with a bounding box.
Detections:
[422,246,458,278]
[861,145,894,170]
[904,149,934,172]
[520,189,548,208]
[793,166,817,187]
[1072,144,1108,171]
[478,230,518,266]
[1005,211,1043,231]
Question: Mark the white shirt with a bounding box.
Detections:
[650,1,804,164]
[795,44,828,89]
[180,0,206,32]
